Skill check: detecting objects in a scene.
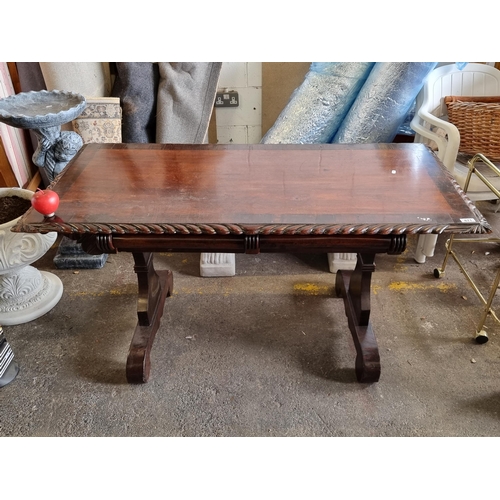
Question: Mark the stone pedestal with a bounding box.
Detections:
[328,252,358,273]
[53,236,108,269]
[200,252,235,277]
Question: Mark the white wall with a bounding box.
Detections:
[215,62,262,144]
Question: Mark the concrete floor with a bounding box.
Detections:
[1,201,500,437]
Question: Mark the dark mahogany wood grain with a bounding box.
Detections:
[126,252,173,383]
[335,254,380,383]
[11,143,491,384]
[15,143,489,237]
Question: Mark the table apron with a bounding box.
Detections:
[77,233,407,256]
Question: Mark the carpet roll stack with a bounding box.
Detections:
[332,62,438,143]
[261,62,375,144]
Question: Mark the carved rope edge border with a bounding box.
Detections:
[14,220,491,236]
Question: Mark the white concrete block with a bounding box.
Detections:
[200,253,236,277]
[216,125,248,144]
[247,62,262,87]
[328,253,357,273]
[219,62,247,88]
[248,125,263,144]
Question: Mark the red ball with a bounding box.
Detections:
[31,189,60,216]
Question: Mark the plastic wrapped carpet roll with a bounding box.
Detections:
[261,62,375,144]
[332,62,437,143]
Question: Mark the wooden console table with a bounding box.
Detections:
[14,143,489,384]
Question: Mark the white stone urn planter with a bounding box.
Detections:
[0,188,63,325]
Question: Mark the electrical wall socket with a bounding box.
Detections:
[215,91,239,107]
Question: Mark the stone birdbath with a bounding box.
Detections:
[0,89,107,269]
[0,89,86,182]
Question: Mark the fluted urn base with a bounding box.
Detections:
[0,187,63,325]
[0,266,63,325]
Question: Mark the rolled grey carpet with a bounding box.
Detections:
[156,62,222,144]
[111,62,160,143]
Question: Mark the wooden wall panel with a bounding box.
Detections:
[0,136,19,187]
[262,63,310,136]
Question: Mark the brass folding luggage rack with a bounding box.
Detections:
[434,153,500,343]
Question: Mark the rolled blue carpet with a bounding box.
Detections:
[261,62,375,144]
[332,62,438,143]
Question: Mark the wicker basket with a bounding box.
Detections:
[445,95,500,161]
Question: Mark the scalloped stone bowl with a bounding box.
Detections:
[0,188,63,325]
[0,90,86,129]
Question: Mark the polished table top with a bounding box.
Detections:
[15,143,489,237]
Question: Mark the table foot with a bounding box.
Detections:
[126,253,173,383]
[336,253,380,383]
